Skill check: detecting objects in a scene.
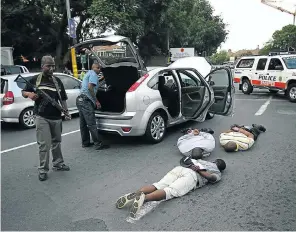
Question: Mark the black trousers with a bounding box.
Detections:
[76,95,104,146]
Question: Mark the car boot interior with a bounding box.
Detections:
[158,75,180,118]
[96,66,139,113]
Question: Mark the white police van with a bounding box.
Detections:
[234,53,296,102]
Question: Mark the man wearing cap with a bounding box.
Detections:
[115,157,226,218]
[177,128,215,159]
[22,55,70,181]
[76,63,109,150]
[220,124,266,152]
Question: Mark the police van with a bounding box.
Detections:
[233,53,296,102]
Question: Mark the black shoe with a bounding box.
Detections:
[39,173,48,181]
[200,128,214,134]
[95,144,110,150]
[53,163,70,171]
[82,142,94,148]
[252,124,266,132]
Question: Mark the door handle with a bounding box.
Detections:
[255,73,258,74]
[266,73,269,75]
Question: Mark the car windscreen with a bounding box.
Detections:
[282,56,296,69]
[77,41,137,66]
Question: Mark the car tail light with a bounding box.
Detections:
[127,74,149,92]
[122,127,132,132]
[3,91,14,105]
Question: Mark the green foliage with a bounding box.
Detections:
[2,0,228,64]
[259,25,296,55]
[210,50,229,65]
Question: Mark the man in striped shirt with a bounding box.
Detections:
[220,124,266,152]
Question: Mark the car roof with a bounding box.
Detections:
[0,72,70,80]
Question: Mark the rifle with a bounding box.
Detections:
[14,74,71,118]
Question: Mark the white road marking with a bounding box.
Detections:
[255,96,273,116]
[1,129,80,154]
[235,98,285,101]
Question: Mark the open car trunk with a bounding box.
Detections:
[96,66,139,113]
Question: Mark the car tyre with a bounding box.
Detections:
[19,107,36,129]
[206,112,215,120]
[241,78,253,94]
[145,112,166,143]
[287,83,296,103]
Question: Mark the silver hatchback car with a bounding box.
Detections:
[1,72,81,128]
[73,35,235,143]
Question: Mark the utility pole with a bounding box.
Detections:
[261,0,296,25]
[65,0,78,78]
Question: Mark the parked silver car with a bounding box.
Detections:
[73,35,235,143]
[1,72,81,128]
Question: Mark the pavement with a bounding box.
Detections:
[1,85,296,231]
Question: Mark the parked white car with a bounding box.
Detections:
[1,72,81,128]
[73,35,235,143]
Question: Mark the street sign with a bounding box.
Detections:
[68,18,76,39]
[169,48,195,61]
[80,55,87,64]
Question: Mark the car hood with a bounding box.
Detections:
[168,57,212,77]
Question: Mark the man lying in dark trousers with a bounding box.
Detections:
[220,124,266,152]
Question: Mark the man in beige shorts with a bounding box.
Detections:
[115,157,226,218]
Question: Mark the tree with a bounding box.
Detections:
[210,50,229,65]
[272,24,296,50]
[1,0,94,69]
[164,0,228,55]
[259,25,296,55]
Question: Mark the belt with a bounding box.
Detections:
[78,94,94,103]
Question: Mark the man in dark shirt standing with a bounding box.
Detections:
[22,55,70,181]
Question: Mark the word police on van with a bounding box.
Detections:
[233,54,296,102]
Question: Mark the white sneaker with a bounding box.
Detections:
[129,192,145,218]
[116,192,136,209]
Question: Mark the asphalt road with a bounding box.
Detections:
[1,86,296,231]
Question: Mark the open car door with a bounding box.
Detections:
[72,35,147,75]
[206,67,235,116]
[173,68,214,122]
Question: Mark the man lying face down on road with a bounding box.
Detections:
[220,124,266,152]
[115,156,226,218]
[177,127,215,158]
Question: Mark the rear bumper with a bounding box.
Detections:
[95,111,147,136]
[1,105,22,123]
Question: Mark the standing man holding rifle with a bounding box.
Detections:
[21,55,71,181]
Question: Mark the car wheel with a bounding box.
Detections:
[242,79,253,94]
[206,112,215,120]
[269,89,279,93]
[287,83,296,103]
[19,107,36,129]
[145,112,166,143]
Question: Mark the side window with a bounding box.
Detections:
[268,58,283,70]
[177,71,201,87]
[256,58,267,70]
[147,75,159,90]
[9,66,22,74]
[163,72,176,88]
[57,75,80,89]
[236,59,255,68]
[209,69,229,86]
